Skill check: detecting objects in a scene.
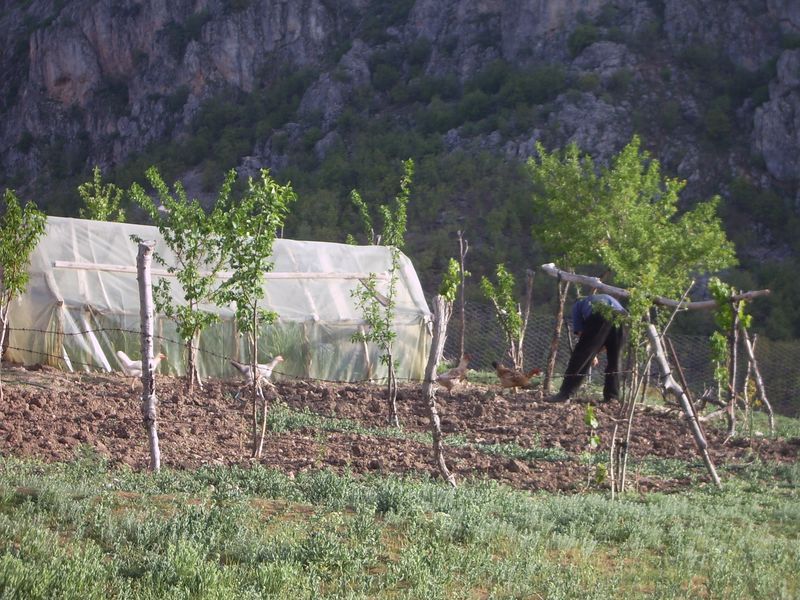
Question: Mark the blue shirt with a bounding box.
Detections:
[572,294,625,334]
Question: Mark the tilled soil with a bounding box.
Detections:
[1,363,797,493]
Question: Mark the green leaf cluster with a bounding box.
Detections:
[438,258,461,304]
[480,263,523,339]
[528,135,737,328]
[0,189,46,306]
[217,169,296,337]
[708,276,752,385]
[77,165,125,222]
[129,167,235,374]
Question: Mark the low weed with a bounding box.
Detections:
[0,455,797,598]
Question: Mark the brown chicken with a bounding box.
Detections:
[491,361,541,391]
[435,354,472,394]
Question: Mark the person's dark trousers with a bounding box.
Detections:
[602,321,624,401]
[559,313,622,400]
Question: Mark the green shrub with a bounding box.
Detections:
[468,60,510,95]
[458,90,493,122]
[372,63,402,92]
[165,85,189,113]
[95,78,129,115]
[704,95,732,143]
[498,64,566,106]
[576,73,600,92]
[16,130,34,153]
[407,37,432,66]
[568,23,599,56]
[657,98,681,130]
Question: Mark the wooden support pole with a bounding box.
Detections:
[422,295,457,488]
[457,230,469,360]
[544,280,570,394]
[739,328,775,435]
[515,269,535,370]
[137,241,160,472]
[539,263,770,309]
[647,324,721,487]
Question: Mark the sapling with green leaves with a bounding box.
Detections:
[420,258,461,487]
[350,159,413,428]
[480,264,533,370]
[78,165,126,222]
[218,168,296,459]
[583,404,607,486]
[709,276,753,436]
[0,190,46,400]
[130,166,235,391]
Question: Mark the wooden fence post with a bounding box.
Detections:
[544,280,570,393]
[137,240,160,472]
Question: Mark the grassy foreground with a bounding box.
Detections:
[0,450,798,600]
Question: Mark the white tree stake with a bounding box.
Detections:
[137,241,160,472]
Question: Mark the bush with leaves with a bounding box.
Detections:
[0,190,46,400]
[130,166,234,390]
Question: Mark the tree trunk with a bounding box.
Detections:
[457,230,468,360]
[513,270,535,371]
[0,303,9,403]
[387,354,399,428]
[739,328,775,435]
[544,280,570,393]
[725,301,741,438]
[422,296,457,487]
[249,313,265,459]
[186,333,203,393]
[137,241,160,472]
[646,323,721,487]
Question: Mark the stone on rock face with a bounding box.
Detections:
[754,50,800,182]
[1,0,799,223]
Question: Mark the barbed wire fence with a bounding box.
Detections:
[4,303,799,417]
[444,302,800,417]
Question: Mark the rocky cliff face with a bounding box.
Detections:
[1,0,798,212]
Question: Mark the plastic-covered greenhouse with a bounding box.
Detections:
[7,217,433,382]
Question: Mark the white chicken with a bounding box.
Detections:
[230,355,284,383]
[230,356,284,402]
[116,350,166,390]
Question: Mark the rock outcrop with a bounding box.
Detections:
[0,0,798,211]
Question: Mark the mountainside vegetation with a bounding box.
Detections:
[1,0,799,338]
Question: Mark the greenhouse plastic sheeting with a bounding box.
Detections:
[7,217,433,383]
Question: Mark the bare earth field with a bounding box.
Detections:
[1,363,798,493]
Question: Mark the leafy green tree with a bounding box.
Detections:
[0,190,46,400]
[529,135,736,322]
[78,165,126,222]
[130,166,235,391]
[350,158,413,427]
[528,136,737,394]
[218,169,296,458]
